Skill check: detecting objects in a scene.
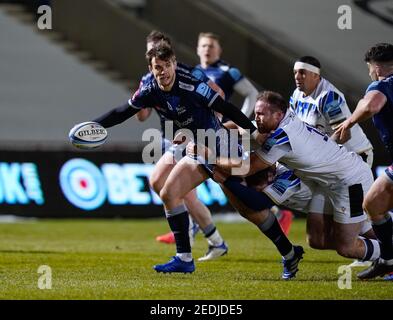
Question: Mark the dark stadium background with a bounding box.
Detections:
[0,0,391,218]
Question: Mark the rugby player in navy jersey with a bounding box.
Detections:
[92,44,301,275]
[137,31,230,261]
[337,43,393,279]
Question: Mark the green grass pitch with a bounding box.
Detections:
[0,217,391,300]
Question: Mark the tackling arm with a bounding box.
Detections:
[216,151,271,177]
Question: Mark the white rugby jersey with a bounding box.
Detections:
[290,78,372,154]
[256,110,371,187]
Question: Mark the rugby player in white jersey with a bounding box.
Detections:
[290,56,375,266]
[197,32,293,235]
[207,91,376,263]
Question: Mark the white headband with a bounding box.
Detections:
[294,62,320,74]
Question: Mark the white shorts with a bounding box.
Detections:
[308,188,333,215]
[308,149,375,216]
[307,163,374,224]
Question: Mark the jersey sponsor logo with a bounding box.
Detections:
[179,81,194,92]
[196,83,210,97]
[262,128,289,152]
[271,178,291,196]
[190,69,206,82]
[322,91,344,118]
[177,66,190,74]
[177,72,192,81]
[176,105,186,114]
[166,101,174,111]
[174,117,194,127]
[228,68,242,82]
[262,138,275,153]
[270,170,300,197]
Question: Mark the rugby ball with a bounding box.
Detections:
[68,121,107,149]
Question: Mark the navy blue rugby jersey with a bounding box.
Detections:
[129,68,223,138]
[366,74,393,160]
[138,62,210,133]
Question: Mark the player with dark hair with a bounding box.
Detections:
[291,55,375,267]
[291,55,373,163]
[336,42,393,279]
[145,30,172,47]
[137,31,229,260]
[90,44,271,274]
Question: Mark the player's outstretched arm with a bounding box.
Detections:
[93,102,139,128]
[336,91,387,141]
[331,121,351,144]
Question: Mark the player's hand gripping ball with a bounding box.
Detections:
[68,121,107,149]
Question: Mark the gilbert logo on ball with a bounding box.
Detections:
[69,122,107,149]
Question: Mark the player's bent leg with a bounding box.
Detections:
[359,218,376,239]
[160,157,209,210]
[363,175,393,220]
[222,186,304,280]
[184,189,212,229]
[306,213,335,250]
[151,152,178,244]
[358,174,393,279]
[149,151,176,195]
[333,221,365,259]
[348,219,376,267]
[154,158,210,272]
